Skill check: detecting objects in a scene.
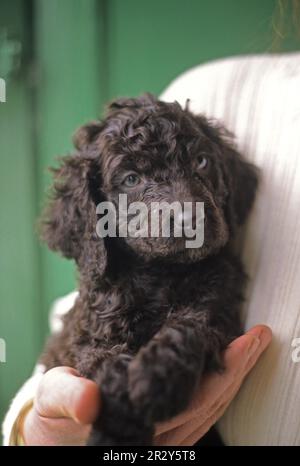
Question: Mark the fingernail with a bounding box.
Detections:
[247,335,260,357]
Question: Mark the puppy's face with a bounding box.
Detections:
[95,95,258,262]
[42,94,258,270]
[98,107,228,262]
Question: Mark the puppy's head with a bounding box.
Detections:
[41,94,258,274]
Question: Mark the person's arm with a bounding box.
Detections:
[2,365,45,446]
[2,291,78,445]
[21,325,271,446]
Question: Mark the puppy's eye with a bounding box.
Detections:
[123,173,141,187]
[197,155,208,170]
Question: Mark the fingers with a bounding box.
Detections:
[179,401,228,446]
[158,369,248,446]
[23,407,92,445]
[23,367,100,445]
[221,325,272,379]
[179,325,272,446]
[155,399,227,446]
[204,325,272,414]
[155,325,272,438]
[243,325,272,374]
[35,366,100,424]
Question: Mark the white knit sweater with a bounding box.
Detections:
[3,53,300,445]
[161,53,300,446]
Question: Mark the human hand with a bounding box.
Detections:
[154,324,272,445]
[23,366,100,445]
[22,325,271,445]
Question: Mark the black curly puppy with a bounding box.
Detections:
[40,93,258,445]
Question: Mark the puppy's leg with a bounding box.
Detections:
[127,311,227,426]
[87,353,153,446]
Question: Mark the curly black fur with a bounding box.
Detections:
[39,93,258,445]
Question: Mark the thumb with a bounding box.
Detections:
[35,366,100,424]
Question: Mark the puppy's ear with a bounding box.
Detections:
[40,124,107,275]
[223,145,259,230]
[73,120,104,151]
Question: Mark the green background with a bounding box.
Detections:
[0,0,299,430]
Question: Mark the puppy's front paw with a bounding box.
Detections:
[128,340,204,423]
[128,358,168,423]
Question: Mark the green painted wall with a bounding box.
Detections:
[0,0,299,429]
[0,0,42,431]
[106,0,278,97]
[35,0,106,337]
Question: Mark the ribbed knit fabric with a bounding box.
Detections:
[161,53,300,446]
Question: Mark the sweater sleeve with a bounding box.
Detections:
[2,291,78,445]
